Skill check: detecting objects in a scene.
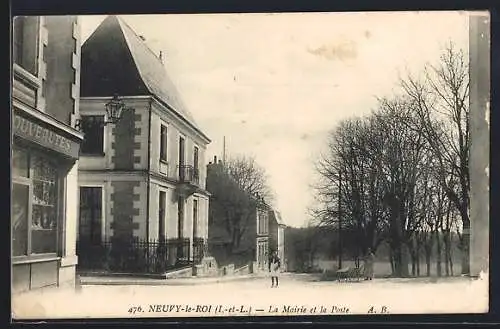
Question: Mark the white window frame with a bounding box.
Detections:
[159,120,169,164]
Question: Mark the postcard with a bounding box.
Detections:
[11,10,490,320]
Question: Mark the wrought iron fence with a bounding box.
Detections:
[76,237,194,274]
[193,237,206,264]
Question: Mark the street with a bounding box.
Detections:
[12,273,488,319]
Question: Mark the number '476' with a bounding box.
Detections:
[128,306,143,314]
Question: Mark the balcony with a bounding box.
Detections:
[175,164,200,199]
[177,164,200,185]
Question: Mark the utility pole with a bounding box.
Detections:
[338,167,342,270]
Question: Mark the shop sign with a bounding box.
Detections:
[13,114,80,159]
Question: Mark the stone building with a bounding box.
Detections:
[11,16,84,293]
[206,157,272,272]
[268,210,286,270]
[76,15,211,274]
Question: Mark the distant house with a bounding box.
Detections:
[268,210,286,270]
[76,15,211,275]
[206,157,272,272]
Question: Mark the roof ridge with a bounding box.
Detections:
[116,17,155,98]
[116,16,165,66]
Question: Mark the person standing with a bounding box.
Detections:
[364,248,375,280]
[269,251,281,288]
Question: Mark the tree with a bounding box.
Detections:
[207,155,273,259]
[311,43,469,278]
[400,43,470,274]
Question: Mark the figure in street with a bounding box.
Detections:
[364,248,375,280]
[269,250,281,288]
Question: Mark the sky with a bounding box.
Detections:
[79,11,470,228]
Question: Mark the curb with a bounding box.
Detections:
[80,273,268,286]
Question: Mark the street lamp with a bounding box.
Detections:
[75,94,127,130]
[104,94,126,125]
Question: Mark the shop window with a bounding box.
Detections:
[31,154,58,254]
[80,115,104,155]
[11,147,59,258]
[12,183,29,256]
[79,187,103,244]
[12,147,29,178]
[13,16,40,76]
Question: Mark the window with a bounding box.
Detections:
[12,183,29,256]
[11,147,59,258]
[159,191,166,241]
[177,196,184,238]
[13,16,39,76]
[193,199,198,238]
[178,136,185,180]
[31,154,58,254]
[80,115,104,155]
[193,146,199,181]
[193,146,199,169]
[160,124,168,162]
[79,187,102,244]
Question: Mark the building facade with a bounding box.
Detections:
[11,16,84,293]
[268,210,286,270]
[206,158,272,272]
[255,205,270,271]
[76,16,211,274]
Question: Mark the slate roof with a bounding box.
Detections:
[271,210,285,226]
[81,15,209,142]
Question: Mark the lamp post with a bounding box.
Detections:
[75,94,126,130]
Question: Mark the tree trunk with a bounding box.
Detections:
[435,229,442,277]
[425,243,432,277]
[449,249,454,276]
[444,230,450,276]
[410,238,417,277]
[392,243,409,277]
[461,220,470,275]
[416,238,421,277]
[389,248,395,276]
[411,252,416,277]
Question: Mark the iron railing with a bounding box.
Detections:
[76,237,194,274]
[193,237,206,264]
[177,165,200,185]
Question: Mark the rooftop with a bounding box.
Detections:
[80,15,209,142]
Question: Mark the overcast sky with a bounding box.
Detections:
[79,11,470,228]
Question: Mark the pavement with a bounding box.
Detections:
[12,273,488,319]
[79,271,272,286]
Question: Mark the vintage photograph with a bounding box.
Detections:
[11,11,490,319]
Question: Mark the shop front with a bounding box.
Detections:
[11,106,82,293]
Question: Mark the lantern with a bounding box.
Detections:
[104,94,125,124]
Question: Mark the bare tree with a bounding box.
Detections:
[400,42,470,274]
[226,155,274,204]
[207,155,273,258]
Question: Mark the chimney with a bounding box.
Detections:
[214,155,217,163]
[159,51,163,63]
